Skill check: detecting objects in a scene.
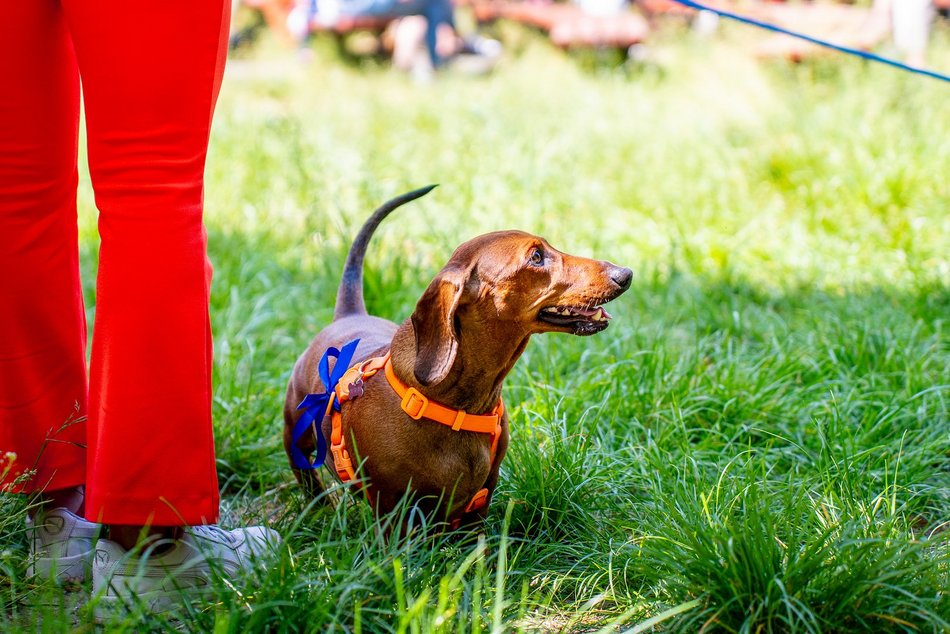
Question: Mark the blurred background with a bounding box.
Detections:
[228,0,949,78]
[206,0,949,294]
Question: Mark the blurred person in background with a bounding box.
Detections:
[883,0,936,68]
[293,0,453,68]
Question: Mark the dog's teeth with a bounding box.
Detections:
[591,307,609,322]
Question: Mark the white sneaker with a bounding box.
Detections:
[93,524,281,615]
[26,507,99,584]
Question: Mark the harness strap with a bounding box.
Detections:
[329,354,389,487]
[328,351,503,520]
[383,358,505,432]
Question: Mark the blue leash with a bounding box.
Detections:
[668,0,950,84]
[291,338,361,470]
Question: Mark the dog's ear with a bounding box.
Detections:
[411,268,467,387]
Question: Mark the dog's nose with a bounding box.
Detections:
[610,266,633,291]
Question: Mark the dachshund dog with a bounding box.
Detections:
[283,186,631,528]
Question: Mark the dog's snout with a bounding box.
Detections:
[609,266,633,291]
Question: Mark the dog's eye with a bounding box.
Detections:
[528,248,545,266]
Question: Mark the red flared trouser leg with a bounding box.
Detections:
[0,1,87,495]
[0,0,230,526]
[72,0,231,526]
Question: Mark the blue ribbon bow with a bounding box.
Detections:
[291,338,361,470]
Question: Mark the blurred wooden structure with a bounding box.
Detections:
[234,0,945,64]
[471,0,650,49]
[468,0,890,56]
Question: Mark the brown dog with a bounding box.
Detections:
[283,186,631,528]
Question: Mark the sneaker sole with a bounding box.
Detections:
[94,590,178,622]
[93,574,211,622]
[28,549,93,585]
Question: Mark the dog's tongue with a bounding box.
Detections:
[579,306,611,321]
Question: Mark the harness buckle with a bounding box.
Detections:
[401,388,428,420]
[331,439,356,481]
[465,488,489,513]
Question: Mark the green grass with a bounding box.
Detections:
[2,20,949,632]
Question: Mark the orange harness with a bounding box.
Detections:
[322,352,504,516]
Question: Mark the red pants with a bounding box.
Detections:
[0,1,230,526]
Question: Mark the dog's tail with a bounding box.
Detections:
[334,185,438,319]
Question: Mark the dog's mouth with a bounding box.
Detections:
[538,304,612,336]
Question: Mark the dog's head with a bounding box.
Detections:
[410,231,632,386]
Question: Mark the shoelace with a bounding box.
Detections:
[189,525,237,545]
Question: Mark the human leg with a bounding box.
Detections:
[57,2,281,608]
[61,0,231,527]
[420,0,456,65]
[391,17,429,71]
[892,0,934,67]
[0,0,96,584]
[0,0,88,501]
[334,0,457,64]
